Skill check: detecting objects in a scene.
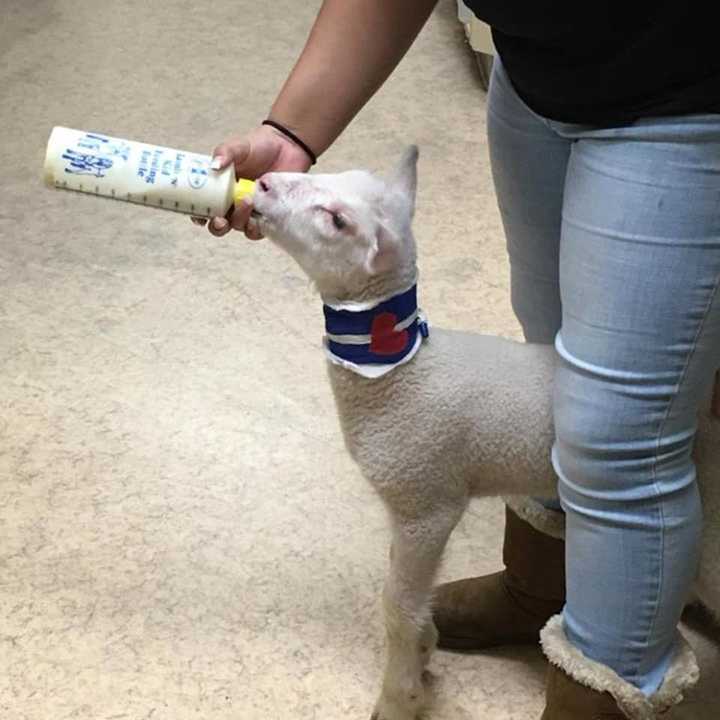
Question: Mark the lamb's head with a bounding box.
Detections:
[251,145,419,301]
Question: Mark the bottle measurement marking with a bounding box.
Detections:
[53,178,200,216]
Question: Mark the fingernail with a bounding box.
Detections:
[210,157,223,170]
[212,217,227,231]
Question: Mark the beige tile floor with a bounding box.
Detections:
[1,1,718,718]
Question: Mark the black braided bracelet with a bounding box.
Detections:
[262,119,318,166]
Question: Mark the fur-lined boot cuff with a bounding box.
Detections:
[502,495,565,540]
[540,614,699,719]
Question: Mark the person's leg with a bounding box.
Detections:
[487,57,567,346]
[552,114,720,694]
[433,56,569,651]
[487,55,568,516]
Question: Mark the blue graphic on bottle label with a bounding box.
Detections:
[188,158,209,189]
[62,149,114,177]
[61,132,131,178]
[78,132,131,160]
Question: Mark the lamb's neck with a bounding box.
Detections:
[320,260,418,307]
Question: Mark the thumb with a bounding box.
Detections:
[211,139,251,171]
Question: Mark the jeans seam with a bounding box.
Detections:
[640,267,720,679]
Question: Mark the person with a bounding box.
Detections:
[193,2,720,717]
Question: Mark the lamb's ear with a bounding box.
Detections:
[364,223,400,275]
[387,144,419,219]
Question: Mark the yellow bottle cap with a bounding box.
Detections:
[233,178,256,205]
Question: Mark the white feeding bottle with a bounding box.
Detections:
[43,126,256,218]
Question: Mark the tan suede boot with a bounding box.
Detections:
[541,664,627,719]
[540,615,699,720]
[433,505,565,650]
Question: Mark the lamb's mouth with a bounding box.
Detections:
[250,207,272,231]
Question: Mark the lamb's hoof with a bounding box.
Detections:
[371,668,433,719]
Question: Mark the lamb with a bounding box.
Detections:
[248,146,720,720]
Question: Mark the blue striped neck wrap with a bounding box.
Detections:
[322,281,429,379]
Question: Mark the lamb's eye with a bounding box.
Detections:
[331,212,347,230]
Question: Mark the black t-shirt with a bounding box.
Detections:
[464,1,720,124]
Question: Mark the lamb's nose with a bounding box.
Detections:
[258,176,272,193]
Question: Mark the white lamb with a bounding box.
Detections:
[249,146,720,720]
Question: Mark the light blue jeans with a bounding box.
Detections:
[487,57,720,694]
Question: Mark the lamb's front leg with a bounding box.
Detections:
[372,502,465,720]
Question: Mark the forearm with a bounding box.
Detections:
[269,0,438,157]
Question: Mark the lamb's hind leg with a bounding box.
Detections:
[372,501,466,720]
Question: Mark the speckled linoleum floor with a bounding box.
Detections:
[1,1,719,719]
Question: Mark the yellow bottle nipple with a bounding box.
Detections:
[233,178,256,205]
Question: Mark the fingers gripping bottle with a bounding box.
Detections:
[43,126,255,218]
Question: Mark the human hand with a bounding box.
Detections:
[191,124,313,240]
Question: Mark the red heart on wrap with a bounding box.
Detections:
[370,312,409,355]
